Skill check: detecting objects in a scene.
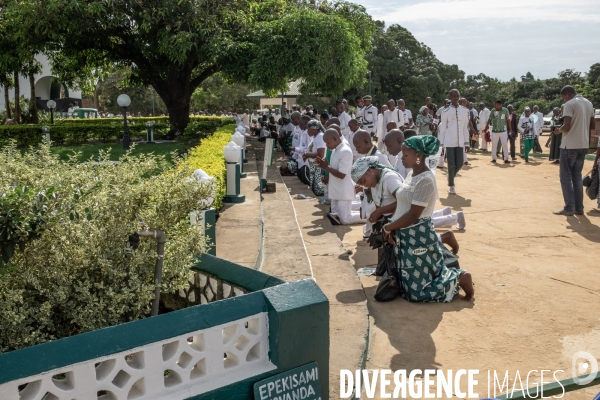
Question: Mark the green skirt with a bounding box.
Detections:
[394,218,463,302]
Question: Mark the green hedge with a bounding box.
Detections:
[0,117,234,147]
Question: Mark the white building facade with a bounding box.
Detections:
[0,54,82,111]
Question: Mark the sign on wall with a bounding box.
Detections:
[254,362,322,400]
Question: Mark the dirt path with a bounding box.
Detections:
[346,150,600,399]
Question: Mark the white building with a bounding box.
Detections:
[0,54,82,112]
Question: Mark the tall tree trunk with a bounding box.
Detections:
[13,70,21,124]
[94,79,101,110]
[154,81,193,137]
[4,85,12,119]
[29,67,39,124]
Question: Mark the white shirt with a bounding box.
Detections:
[273,114,281,123]
[391,151,409,179]
[376,113,385,137]
[362,105,378,132]
[438,105,470,148]
[372,169,404,209]
[296,129,311,168]
[534,111,544,136]
[401,109,413,127]
[392,170,437,220]
[338,111,352,138]
[241,113,250,126]
[309,132,326,162]
[478,108,491,131]
[383,108,405,129]
[291,126,302,161]
[347,129,360,162]
[329,141,355,201]
[356,106,365,120]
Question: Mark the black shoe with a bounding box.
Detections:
[575,210,584,215]
[504,160,510,164]
[492,160,497,163]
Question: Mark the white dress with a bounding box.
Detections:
[392,170,437,221]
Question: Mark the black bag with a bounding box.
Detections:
[375,242,395,276]
[583,168,599,200]
[374,243,401,302]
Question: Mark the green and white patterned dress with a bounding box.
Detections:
[391,170,464,302]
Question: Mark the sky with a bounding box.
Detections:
[352,0,600,81]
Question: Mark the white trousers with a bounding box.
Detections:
[480,130,488,150]
[432,213,458,228]
[331,200,366,225]
[491,131,508,161]
[464,147,469,163]
[438,148,445,168]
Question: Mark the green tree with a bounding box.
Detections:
[14,0,373,133]
[190,74,259,114]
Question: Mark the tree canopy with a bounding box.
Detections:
[8,0,374,132]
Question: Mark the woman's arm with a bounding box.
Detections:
[303,148,325,161]
[368,202,397,223]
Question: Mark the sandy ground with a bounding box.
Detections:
[343,149,600,399]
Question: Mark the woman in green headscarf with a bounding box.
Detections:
[382,135,474,302]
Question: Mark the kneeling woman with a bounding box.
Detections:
[382,135,474,301]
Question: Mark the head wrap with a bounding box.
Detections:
[307,119,325,132]
[403,135,440,157]
[419,106,427,115]
[351,156,380,183]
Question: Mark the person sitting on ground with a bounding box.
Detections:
[318,120,344,205]
[278,115,294,156]
[316,129,366,225]
[320,112,329,127]
[302,120,327,196]
[293,115,312,185]
[383,129,408,178]
[382,135,474,301]
[353,130,392,167]
[279,112,302,176]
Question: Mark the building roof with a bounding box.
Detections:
[247,80,302,99]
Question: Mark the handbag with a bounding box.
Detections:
[583,168,599,200]
[374,243,401,302]
[375,242,395,276]
[484,131,491,143]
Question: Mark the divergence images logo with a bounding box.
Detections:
[572,351,599,385]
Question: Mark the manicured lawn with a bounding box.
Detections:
[50,142,191,166]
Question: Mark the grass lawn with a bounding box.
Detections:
[50,142,192,166]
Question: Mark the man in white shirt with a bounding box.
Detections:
[336,100,352,139]
[353,130,392,167]
[398,99,413,128]
[383,99,405,131]
[241,109,250,127]
[317,129,366,225]
[361,95,378,139]
[383,129,408,179]
[376,104,388,148]
[533,105,545,153]
[294,115,312,185]
[478,103,491,151]
[355,96,365,121]
[272,108,281,124]
[438,89,470,194]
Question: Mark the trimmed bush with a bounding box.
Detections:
[0,144,213,353]
[0,117,234,147]
[179,124,236,209]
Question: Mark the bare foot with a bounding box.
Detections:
[440,231,459,255]
[459,272,474,301]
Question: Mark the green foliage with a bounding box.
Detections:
[191,73,259,114]
[50,143,191,166]
[181,121,225,142]
[0,144,213,352]
[0,117,234,148]
[178,125,237,210]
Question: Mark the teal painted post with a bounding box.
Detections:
[240,149,247,178]
[270,140,276,166]
[223,163,245,203]
[188,279,330,400]
[203,209,216,256]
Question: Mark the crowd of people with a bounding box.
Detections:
[238,85,596,303]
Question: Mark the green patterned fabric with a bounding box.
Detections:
[489,107,510,132]
[393,218,463,302]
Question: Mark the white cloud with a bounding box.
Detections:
[372,0,600,23]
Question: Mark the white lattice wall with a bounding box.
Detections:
[0,313,275,400]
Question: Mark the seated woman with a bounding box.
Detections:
[382,135,474,302]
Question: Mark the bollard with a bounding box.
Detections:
[223,141,245,203]
[42,126,50,145]
[232,132,246,178]
[146,121,155,144]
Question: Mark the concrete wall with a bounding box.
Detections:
[0,54,82,112]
